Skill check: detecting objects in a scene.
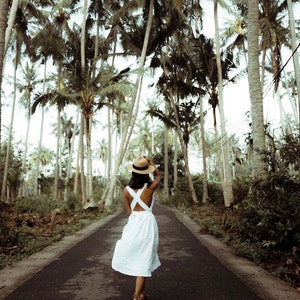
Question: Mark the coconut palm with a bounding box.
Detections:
[17,62,43,198]
[287,0,300,135]
[147,96,202,205]
[214,0,234,207]
[0,1,8,174]
[1,3,39,199]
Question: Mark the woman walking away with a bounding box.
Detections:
[112,156,161,300]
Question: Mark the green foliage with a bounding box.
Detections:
[232,241,268,263]
[207,182,224,205]
[168,175,224,206]
[169,177,192,207]
[0,141,23,199]
[234,173,300,249]
[15,196,59,213]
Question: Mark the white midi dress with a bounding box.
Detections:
[112,184,161,277]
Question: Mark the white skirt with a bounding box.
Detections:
[112,210,161,277]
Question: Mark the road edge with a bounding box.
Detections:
[0,206,123,299]
[171,207,300,300]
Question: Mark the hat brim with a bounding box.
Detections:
[126,164,156,174]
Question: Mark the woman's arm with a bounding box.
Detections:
[123,188,132,216]
[148,159,161,190]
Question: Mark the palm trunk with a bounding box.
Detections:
[163,102,169,200]
[171,93,199,205]
[107,107,112,181]
[79,113,86,204]
[173,132,178,187]
[200,97,208,204]
[53,107,61,200]
[64,111,78,202]
[34,61,47,195]
[84,115,95,206]
[18,96,31,198]
[248,0,266,179]
[1,58,17,200]
[287,0,300,136]
[0,1,9,185]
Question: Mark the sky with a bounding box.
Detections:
[1,2,299,174]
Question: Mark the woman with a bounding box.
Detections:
[112,156,161,300]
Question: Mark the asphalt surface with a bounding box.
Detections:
[1,203,299,300]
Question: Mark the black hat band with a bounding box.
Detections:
[133,164,148,171]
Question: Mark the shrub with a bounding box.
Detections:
[234,173,300,250]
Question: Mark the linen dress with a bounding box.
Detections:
[112,184,161,277]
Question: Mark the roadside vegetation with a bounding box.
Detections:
[160,132,300,290]
[0,196,114,269]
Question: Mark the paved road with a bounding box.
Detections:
[1,203,299,300]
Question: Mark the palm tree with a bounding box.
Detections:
[0,1,9,175]
[214,0,234,207]
[287,0,300,135]
[17,62,42,198]
[248,0,266,179]
[1,4,38,199]
[147,97,202,205]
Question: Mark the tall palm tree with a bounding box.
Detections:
[0,1,9,174]
[214,0,234,207]
[147,98,202,205]
[287,0,300,135]
[1,4,37,199]
[17,62,42,198]
[248,0,266,179]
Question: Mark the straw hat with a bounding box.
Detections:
[127,157,155,174]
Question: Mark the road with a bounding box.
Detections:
[1,203,299,300]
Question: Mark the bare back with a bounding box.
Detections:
[123,173,161,215]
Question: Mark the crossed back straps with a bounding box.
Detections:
[126,184,154,211]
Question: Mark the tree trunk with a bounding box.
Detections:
[79,113,87,205]
[248,0,266,180]
[1,57,17,200]
[0,1,9,201]
[214,0,234,207]
[53,108,61,200]
[64,110,79,202]
[173,132,178,188]
[34,61,46,195]
[84,113,95,206]
[287,0,300,136]
[199,97,208,204]
[163,102,169,200]
[4,0,18,54]
[18,94,31,198]
[171,93,199,205]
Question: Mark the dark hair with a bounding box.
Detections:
[128,172,152,189]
